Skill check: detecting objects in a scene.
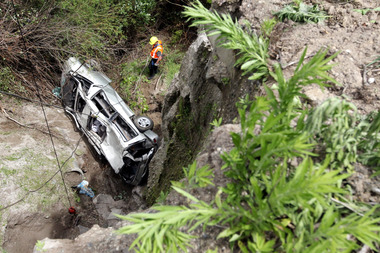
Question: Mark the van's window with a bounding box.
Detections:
[78,75,92,95]
[113,114,137,141]
[62,78,77,109]
[89,117,106,140]
[92,92,115,118]
[76,95,86,113]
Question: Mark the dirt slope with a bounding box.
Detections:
[0,95,135,252]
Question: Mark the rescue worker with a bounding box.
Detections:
[148,36,164,80]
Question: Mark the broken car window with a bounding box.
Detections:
[113,114,137,141]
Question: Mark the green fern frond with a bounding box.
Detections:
[116,186,220,253]
[183,0,269,80]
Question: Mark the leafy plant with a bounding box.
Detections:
[306,98,358,170]
[0,66,17,92]
[305,98,380,172]
[58,0,156,45]
[357,111,380,173]
[155,190,169,205]
[118,59,149,113]
[353,7,380,15]
[221,77,230,85]
[170,30,184,46]
[261,18,277,38]
[182,161,214,188]
[116,186,219,253]
[274,0,329,23]
[35,240,46,252]
[161,47,185,88]
[73,192,81,203]
[183,0,269,80]
[210,117,222,128]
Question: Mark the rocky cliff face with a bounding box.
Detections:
[145,30,256,204]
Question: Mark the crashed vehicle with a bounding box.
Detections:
[60,57,159,185]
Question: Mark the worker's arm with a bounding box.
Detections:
[156,51,162,64]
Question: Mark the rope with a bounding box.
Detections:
[0,90,63,109]
[0,133,83,212]
[10,0,72,207]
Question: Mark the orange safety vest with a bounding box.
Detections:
[150,40,163,59]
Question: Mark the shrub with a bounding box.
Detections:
[274,0,329,23]
[161,47,185,88]
[0,0,156,93]
[118,60,149,113]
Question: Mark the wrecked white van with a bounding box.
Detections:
[61,57,159,185]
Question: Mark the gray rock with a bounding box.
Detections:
[370,187,380,196]
[33,224,134,253]
[78,225,90,234]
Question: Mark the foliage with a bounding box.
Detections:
[183,0,269,80]
[182,161,214,189]
[116,186,220,253]
[116,46,380,253]
[73,192,81,203]
[155,190,169,205]
[353,7,380,15]
[261,18,277,38]
[274,0,329,23]
[268,48,339,116]
[304,98,380,173]
[210,117,223,128]
[58,0,155,43]
[0,66,15,92]
[55,0,155,58]
[0,0,156,94]
[161,47,185,88]
[170,30,184,46]
[35,240,46,252]
[357,111,380,173]
[118,60,149,113]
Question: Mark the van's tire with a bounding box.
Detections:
[133,115,154,132]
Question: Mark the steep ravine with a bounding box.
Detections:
[1,0,379,252]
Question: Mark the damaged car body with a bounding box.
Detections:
[60,57,159,185]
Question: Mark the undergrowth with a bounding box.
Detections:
[274,0,329,23]
[116,1,380,252]
[55,0,156,59]
[118,59,149,113]
[161,47,185,88]
[0,0,157,94]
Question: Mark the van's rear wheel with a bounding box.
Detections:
[133,116,154,132]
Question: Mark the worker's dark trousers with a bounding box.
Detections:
[149,58,158,78]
